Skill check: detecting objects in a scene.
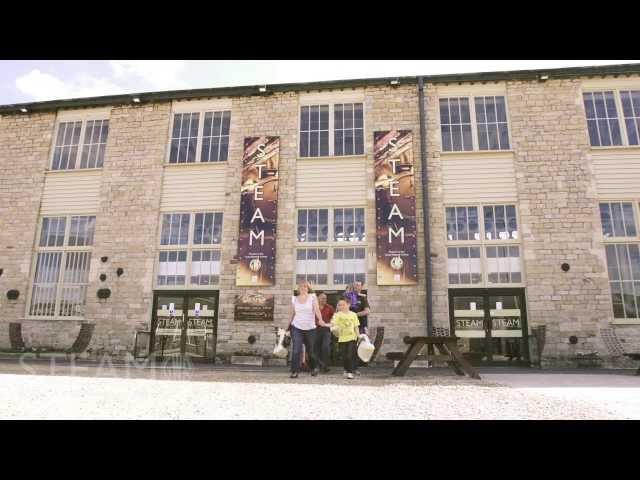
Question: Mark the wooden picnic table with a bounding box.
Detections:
[387,336,481,379]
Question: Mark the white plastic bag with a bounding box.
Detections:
[357,334,375,363]
[273,327,288,358]
[330,322,340,337]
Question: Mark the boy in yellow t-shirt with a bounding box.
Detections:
[330,298,360,379]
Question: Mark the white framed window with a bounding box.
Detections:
[299,103,364,157]
[439,97,473,151]
[583,90,640,147]
[447,246,482,285]
[439,95,511,152]
[295,207,367,287]
[599,200,640,321]
[156,211,223,287]
[167,110,231,164]
[445,204,522,287]
[28,215,96,318]
[296,248,329,285]
[620,91,640,146]
[51,119,109,170]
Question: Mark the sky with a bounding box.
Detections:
[0,60,638,105]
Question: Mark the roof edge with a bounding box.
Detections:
[1,62,639,115]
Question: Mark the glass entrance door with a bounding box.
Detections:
[151,291,219,362]
[449,288,529,365]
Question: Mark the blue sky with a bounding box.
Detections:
[0,60,638,105]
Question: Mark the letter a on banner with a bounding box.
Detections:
[374,130,418,285]
[236,136,280,286]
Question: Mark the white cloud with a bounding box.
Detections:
[15,69,125,102]
[109,60,189,91]
[13,60,639,103]
[14,61,189,102]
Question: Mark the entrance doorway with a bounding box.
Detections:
[449,288,529,366]
[150,291,219,362]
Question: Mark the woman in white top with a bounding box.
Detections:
[287,281,328,378]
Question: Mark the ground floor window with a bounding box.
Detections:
[445,203,523,287]
[156,211,223,288]
[28,215,95,318]
[295,206,367,288]
[295,246,366,287]
[605,243,640,319]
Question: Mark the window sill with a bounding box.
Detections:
[295,241,368,247]
[611,319,640,326]
[164,161,228,169]
[590,146,640,154]
[440,150,514,157]
[448,284,525,288]
[45,168,103,175]
[297,154,366,161]
[153,285,221,290]
[446,239,521,244]
[21,316,86,322]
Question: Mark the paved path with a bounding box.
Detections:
[0,360,636,419]
[482,371,640,419]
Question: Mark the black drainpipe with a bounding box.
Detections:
[417,76,433,335]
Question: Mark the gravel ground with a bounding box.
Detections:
[0,363,628,419]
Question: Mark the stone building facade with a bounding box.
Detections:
[1,63,639,368]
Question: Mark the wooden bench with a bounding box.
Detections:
[623,353,640,375]
[368,326,385,363]
[386,336,481,379]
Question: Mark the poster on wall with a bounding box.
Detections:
[234,293,275,322]
[236,136,280,286]
[374,130,418,285]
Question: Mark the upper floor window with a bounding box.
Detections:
[52,119,109,170]
[439,95,510,152]
[168,110,231,164]
[299,103,364,157]
[583,90,640,147]
[620,90,640,146]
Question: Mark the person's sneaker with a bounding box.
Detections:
[354,370,361,376]
[346,373,355,379]
[311,368,319,376]
[343,371,348,378]
[290,372,299,379]
[321,367,331,374]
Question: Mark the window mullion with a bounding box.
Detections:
[196,111,205,162]
[469,97,479,151]
[329,104,334,156]
[614,91,630,147]
[613,245,627,318]
[53,250,67,318]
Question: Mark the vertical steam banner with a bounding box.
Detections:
[374,130,418,285]
[236,136,280,286]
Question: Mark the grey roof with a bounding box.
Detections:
[1,62,640,115]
